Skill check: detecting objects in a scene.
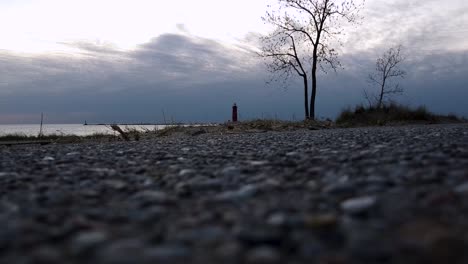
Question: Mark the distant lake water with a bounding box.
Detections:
[0,124,168,137]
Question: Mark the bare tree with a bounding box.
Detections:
[366,45,406,108]
[260,29,311,119]
[262,0,363,120]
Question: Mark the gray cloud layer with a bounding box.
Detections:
[0,33,277,123]
[1,0,467,124]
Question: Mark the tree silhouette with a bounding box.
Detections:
[366,45,406,108]
[260,29,312,119]
[262,0,364,119]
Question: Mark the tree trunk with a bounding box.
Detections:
[378,91,383,109]
[310,54,318,120]
[378,78,386,109]
[303,76,310,119]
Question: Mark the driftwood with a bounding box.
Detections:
[110,125,130,141]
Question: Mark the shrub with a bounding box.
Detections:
[336,103,461,127]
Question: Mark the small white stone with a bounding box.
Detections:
[133,190,175,204]
[248,160,269,166]
[103,180,127,190]
[267,213,287,226]
[216,185,258,201]
[246,246,280,264]
[90,168,116,176]
[306,180,319,190]
[42,156,55,161]
[221,166,240,176]
[237,185,258,197]
[73,231,108,247]
[341,196,377,214]
[454,182,468,194]
[0,200,19,213]
[179,169,195,176]
[338,175,350,183]
[263,179,281,188]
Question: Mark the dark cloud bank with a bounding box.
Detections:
[1,32,467,124]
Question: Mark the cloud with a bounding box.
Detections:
[59,41,124,56]
[0,33,280,124]
[130,34,257,85]
[341,0,468,55]
[1,33,259,93]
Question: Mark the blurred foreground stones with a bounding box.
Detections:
[1,124,468,263]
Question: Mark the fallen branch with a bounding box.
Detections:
[110,125,130,141]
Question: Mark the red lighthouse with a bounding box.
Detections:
[232,103,238,122]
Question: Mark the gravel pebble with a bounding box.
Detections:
[454,182,468,194]
[246,246,281,264]
[341,196,377,215]
[215,184,258,202]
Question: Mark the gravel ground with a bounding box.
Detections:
[1,124,468,264]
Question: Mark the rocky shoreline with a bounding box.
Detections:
[1,124,468,263]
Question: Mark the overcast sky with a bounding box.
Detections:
[0,0,467,124]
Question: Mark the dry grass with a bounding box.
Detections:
[149,119,334,138]
[336,103,465,127]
